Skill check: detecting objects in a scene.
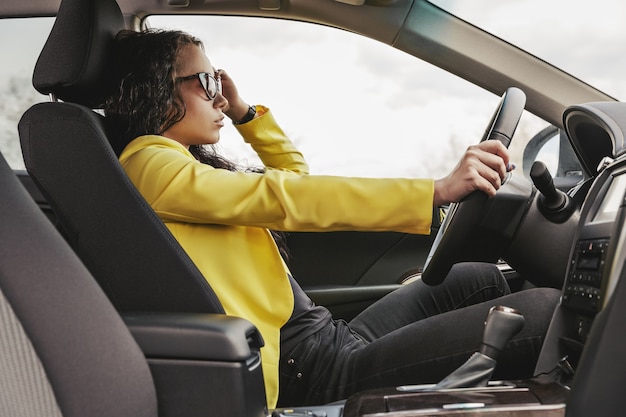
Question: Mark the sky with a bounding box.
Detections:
[432,0,626,100]
[2,1,626,177]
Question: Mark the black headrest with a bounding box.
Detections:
[33,0,125,108]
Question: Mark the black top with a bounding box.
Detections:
[280,275,332,354]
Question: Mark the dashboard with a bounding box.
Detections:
[535,102,626,381]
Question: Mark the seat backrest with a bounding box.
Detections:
[0,151,157,417]
[18,0,224,314]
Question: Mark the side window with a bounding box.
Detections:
[0,18,54,170]
[146,15,557,180]
[522,125,584,187]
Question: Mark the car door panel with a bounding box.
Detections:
[286,230,438,319]
[287,231,436,287]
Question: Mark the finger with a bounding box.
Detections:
[478,140,510,167]
[477,151,508,181]
[216,68,228,79]
[216,69,235,90]
[472,174,499,198]
[466,144,508,181]
[460,153,503,195]
[475,162,503,191]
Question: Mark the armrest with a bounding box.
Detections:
[123,313,268,417]
[123,312,264,361]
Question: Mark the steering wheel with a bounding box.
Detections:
[421,87,526,286]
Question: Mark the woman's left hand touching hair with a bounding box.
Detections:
[216,69,252,122]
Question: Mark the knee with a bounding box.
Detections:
[524,287,561,316]
[448,262,509,293]
[500,287,560,332]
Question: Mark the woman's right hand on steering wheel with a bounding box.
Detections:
[433,140,511,207]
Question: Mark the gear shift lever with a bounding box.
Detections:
[480,306,525,361]
[430,306,525,390]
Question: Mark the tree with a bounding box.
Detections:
[0,75,45,169]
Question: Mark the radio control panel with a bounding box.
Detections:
[563,238,609,315]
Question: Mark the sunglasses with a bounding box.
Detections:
[176,72,222,100]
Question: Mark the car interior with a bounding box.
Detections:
[2,0,626,416]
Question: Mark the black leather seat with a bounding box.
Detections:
[18,0,224,315]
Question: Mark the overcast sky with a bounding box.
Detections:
[433,0,626,100]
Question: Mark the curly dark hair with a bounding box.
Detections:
[104,29,289,260]
[105,29,239,168]
[104,30,187,141]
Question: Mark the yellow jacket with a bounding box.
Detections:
[119,106,435,409]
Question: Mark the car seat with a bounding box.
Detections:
[0,148,270,416]
[18,0,224,315]
[0,149,158,417]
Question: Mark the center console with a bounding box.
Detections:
[535,160,626,377]
[342,376,567,417]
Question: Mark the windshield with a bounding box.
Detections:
[431,0,626,101]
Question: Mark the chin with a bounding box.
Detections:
[196,135,219,145]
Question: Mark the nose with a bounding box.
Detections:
[213,92,228,110]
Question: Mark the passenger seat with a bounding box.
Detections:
[0,152,157,417]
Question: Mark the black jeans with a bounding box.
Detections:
[277,262,560,406]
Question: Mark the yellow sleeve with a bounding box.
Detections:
[121,110,435,234]
[234,106,309,175]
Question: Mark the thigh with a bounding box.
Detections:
[278,320,364,407]
[349,262,510,342]
[342,287,561,396]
